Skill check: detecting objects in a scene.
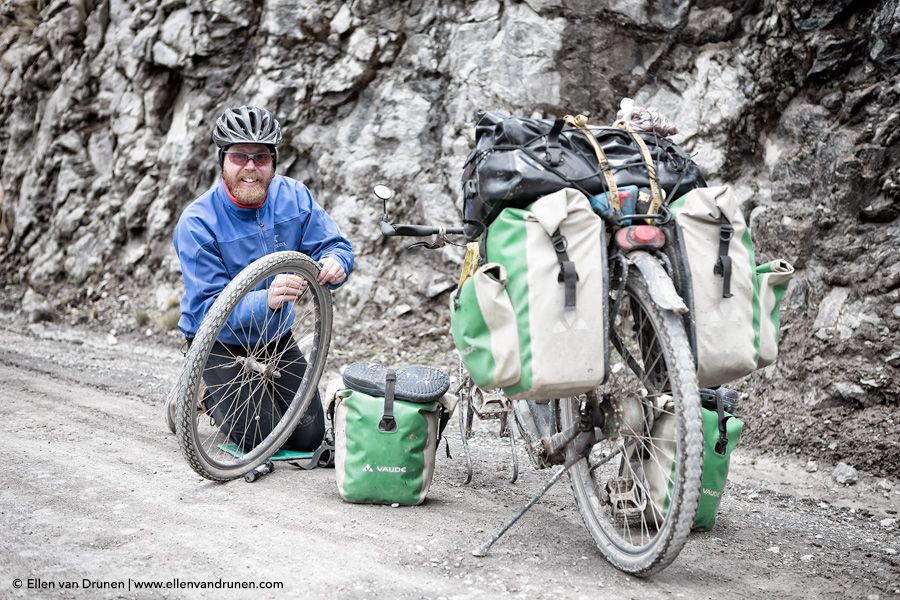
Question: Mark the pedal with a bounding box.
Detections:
[472,387,507,420]
[605,476,646,525]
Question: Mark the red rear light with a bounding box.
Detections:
[615,225,665,250]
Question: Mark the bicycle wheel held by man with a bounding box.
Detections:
[168,106,354,481]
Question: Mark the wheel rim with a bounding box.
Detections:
[182,257,330,478]
[564,279,696,568]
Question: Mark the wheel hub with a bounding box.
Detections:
[233,355,281,380]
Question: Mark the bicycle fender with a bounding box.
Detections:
[627,251,689,315]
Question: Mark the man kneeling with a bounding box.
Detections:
[168,105,354,453]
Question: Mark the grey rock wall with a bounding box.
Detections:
[1,0,898,474]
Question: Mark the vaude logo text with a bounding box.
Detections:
[377,465,406,473]
[363,464,407,473]
[701,487,721,498]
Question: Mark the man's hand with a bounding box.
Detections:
[268,274,308,310]
[317,256,346,286]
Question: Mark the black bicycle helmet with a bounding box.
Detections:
[212,105,282,168]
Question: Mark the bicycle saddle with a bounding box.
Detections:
[342,362,450,404]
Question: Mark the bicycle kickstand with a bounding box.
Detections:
[457,380,474,485]
[472,457,577,558]
[473,418,610,557]
[507,418,519,484]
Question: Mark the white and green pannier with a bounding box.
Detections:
[332,362,450,506]
[668,186,794,388]
[450,188,607,400]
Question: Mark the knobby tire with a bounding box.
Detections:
[175,252,333,481]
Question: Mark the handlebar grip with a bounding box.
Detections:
[379,220,397,237]
[379,220,466,238]
[392,224,439,236]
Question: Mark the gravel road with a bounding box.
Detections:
[0,316,897,600]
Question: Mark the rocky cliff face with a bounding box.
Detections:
[1,0,897,475]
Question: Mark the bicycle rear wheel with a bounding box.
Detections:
[176,252,332,481]
[560,267,702,576]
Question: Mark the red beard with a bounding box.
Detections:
[224,169,273,205]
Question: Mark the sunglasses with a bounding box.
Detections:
[224,151,274,167]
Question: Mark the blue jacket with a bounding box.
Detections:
[173,176,354,344]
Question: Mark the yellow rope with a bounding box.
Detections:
[617,121,664,218]
[457,242,480,289]
[563,114,620,212]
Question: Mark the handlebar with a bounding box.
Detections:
[379,218,465,238]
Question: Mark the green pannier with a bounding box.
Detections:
[450,188,608,400]
[333,363,449,506]
[694,406,744,531]
[668,186,794,387]
[640,405,744,530]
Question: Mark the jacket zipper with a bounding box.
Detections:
[256,209,266,252]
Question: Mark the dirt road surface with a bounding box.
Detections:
[0,316,897,600]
